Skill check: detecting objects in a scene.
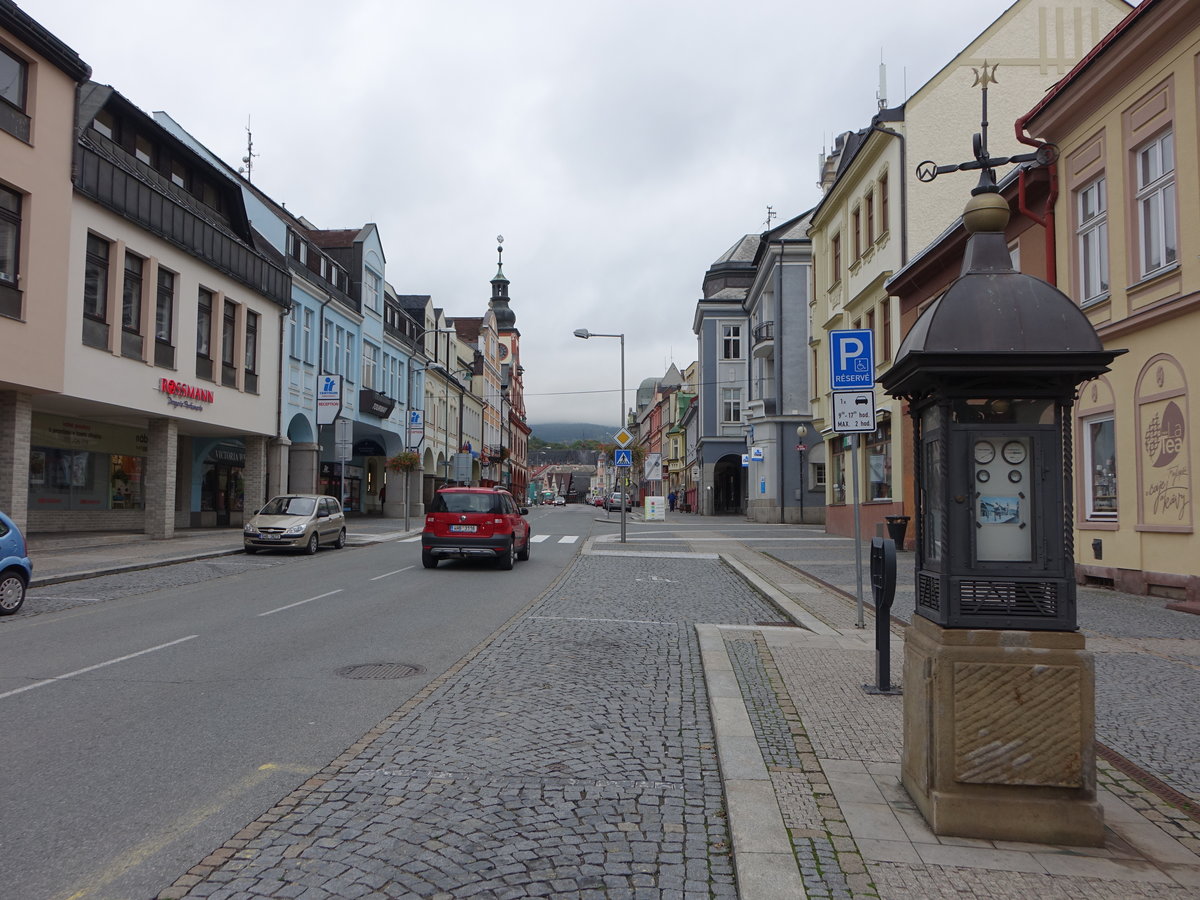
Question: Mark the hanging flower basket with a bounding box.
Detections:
[386,450,421,473]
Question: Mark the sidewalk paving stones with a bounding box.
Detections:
[18,521,1200,898]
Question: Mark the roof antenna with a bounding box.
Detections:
[764,205,776,229]
[877,52,887,109]
[237,116,259,182]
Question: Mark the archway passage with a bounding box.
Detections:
[713,455,744,515]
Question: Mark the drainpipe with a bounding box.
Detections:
[776,239,786,524]
[1014,112,1058,285]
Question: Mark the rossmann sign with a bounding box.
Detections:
[160,378,214,411]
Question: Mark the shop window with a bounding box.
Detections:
[109,455,144,509]
[866,419,892,500]
[831,440,846,504]
[1083,416,1117,520]
[28,447,143,511]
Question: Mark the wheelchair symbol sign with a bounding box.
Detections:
[830,329,875,390]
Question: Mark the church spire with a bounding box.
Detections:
[490,235,516,332]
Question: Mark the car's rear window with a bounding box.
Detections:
[261,497,316,516]
[431,493,504,514]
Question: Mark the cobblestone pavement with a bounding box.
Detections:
[161,554,781,899]
[762,543,1200,804]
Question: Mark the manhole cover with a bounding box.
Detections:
[336,663,425,680]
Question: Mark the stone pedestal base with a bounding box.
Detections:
[901,616,1104,846]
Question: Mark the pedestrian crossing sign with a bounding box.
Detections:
[614,449,633,467]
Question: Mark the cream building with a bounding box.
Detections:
[1024,0,1200,607]
[807,0,1130,540]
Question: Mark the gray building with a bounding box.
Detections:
[742,210,824,524]
[692,235,757,515]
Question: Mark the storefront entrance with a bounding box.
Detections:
[201,442,245,527]
[321,462,363,513]
[713,455,744,514]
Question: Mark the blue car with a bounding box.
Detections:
[0,511,31,616]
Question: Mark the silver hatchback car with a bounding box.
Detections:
[243,494,346,555]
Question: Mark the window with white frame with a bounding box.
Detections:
[302,308,314,363]
[1083,416,1117,520]
[322,320,332,372]
[364,268,382,313]
[362,341,379,391]
[1076,177,1108,302]
[1135,131,1176,277]
[721,387,741,423]
[721,324,742,360]
[342,328,354,382]
[290,307,301,359]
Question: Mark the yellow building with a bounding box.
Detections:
[1024,0,1200,608]
[807,0,1130,541]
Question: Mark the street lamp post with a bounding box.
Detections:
[574,328,626,543]
[796,424,808,525]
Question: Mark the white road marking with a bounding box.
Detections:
[530,535,550,543]
[557,535,579,544]
[371,566,415,581]
[258,589,343,617]
[397,537,421,543]
[0,635,199,701]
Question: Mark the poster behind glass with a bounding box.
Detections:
[973,436,1032,562]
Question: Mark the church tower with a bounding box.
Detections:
[489,237,529,500]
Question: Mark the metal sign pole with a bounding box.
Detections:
[852,433,865,628]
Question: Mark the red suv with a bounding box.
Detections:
[422,487,532,570]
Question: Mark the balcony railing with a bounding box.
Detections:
[752,321,775,358]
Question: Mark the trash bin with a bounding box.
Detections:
[885,515,910,548]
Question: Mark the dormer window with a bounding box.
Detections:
[93,109,116,140]
[134,135,154,165]
[170,160,187,189]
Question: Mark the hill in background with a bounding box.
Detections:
[529,423,613,444]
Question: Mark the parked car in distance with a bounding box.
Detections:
[422,487,531,570]
[0,510,31,616]
[605,492,632,511]
[244,494,346,555]
[592,495,604,507]
[553,496,566,506]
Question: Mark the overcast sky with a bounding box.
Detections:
[27,0,1028,430]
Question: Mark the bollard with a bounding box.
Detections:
[864,536,902,695]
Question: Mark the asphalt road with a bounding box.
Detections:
[0,504,596,900]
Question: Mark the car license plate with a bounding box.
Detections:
[449,525,477,533]
[262,534,281,540]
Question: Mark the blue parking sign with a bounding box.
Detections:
[614,449,632,467]
[830,329,875,390]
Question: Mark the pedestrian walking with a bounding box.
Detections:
[668,490,677,512]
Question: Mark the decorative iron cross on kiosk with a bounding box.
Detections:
[915,62,1058,194]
